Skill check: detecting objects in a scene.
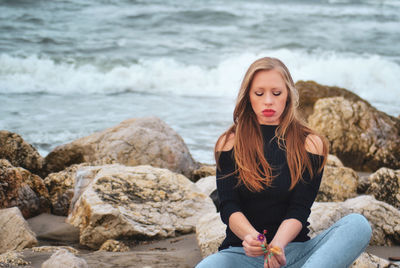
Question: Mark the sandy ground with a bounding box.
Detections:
[21,213,202,268]
[3,213,397,267]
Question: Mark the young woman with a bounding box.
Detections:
[196,57,372,268]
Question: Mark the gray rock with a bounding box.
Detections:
[42,249,88,268]
[195,212,225,258]
[44,117,199,179]
[67,164,215,249]
[0,207,38,254]
[351,252,399,268]
[195,176,216,197]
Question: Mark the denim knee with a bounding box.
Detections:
[344,213,372,246]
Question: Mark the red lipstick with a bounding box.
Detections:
[262,109,276,117]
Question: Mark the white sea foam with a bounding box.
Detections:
[1,50,400,115]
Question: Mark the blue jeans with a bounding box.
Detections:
[196,213,372,268]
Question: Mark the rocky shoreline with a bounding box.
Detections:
[1,81,400,267]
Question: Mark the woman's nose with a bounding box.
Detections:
[263,92,274,104]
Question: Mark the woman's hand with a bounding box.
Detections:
[264,244,286,268]
[242,234,265,257]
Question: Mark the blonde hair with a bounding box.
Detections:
[215,57,328,191]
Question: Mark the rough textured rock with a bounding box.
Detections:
[308,97,400,171]
[0,130,44,176]
[32,246,79,254]
[316,165,358,202]
[309,195,400,246]
[0,251,30,266]
[296,80,366,120]
[361,168,400,209]
[44,117,199,179]
[42,249,88,268]
[0,159,50,218]
[44,163,89,216]
[67,164,215,249]
[196,212,226,258]
[357,172,372,194]
[98,240,130,252]
[326,154,344,167]
[0,207,38,253]
[195,176,217,197]
[351,252,398,268]
[191,164,216,182]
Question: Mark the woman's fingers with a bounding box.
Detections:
[265,254,280,268]
[242,241,264,256]
[275,253,287,266]
[242,235,264,257]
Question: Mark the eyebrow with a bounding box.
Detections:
[253,87,283,90]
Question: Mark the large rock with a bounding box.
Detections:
[316,165,358,202]
[296,80,366,120]
[67,164,215,249]
[42,249,88,268]
[44,117,199,179]
[0,207,38,253]
[308,97,400,171]
[0,159,50,218]
[195,176,217,197]
[0,130,44,176]
[351,252,398,268]
[309,195,400,246]
[44,164,88,216]
[196,212,225,258]
[361,168,400,209]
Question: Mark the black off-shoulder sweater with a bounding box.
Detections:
[217,124,324,251]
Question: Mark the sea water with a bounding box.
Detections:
[1,0,399,164]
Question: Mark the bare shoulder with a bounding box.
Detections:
[216,132,235,152]
[305,134,324,155]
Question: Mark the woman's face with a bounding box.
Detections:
[249,69,288,125]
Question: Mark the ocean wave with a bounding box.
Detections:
[1,50,399,114]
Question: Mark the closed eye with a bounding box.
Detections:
[272,91,281,96]
[255,91,263,96]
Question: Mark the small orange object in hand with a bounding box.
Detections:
[258,229,283,264]
[269,246,283,256]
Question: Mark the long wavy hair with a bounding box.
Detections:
[215,57,328,192]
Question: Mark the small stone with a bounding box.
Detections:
[0,207,37,254]
[98,240,129,252]
[0,251,30,266]
[42,249,88,268]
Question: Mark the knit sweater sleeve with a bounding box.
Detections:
[283,153,325,227]
[216,150,242,225]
